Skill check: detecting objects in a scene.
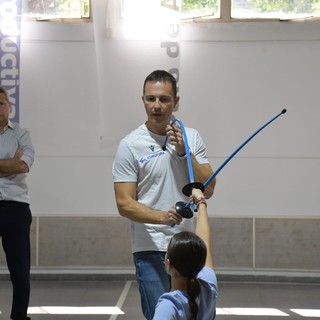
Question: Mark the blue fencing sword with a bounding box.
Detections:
[164,109,287,221]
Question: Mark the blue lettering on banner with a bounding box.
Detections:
[0,0,21,122]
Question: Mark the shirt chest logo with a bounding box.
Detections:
[139,146,165,164]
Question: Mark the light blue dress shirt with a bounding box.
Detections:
[0,121,35,203]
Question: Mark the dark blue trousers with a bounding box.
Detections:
[0,201,32,320]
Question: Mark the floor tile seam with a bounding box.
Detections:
[108,280,133,320]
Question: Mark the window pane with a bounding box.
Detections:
[181,0,220,19]
[22,0,90,19]
[232,0,320,19]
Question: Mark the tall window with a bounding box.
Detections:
[180,0,320,21]
[232,0,320,19]
[181,0,220,19]
[22,0,90,19]
[21,0,320,21]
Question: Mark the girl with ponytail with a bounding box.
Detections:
[153,188,218,320]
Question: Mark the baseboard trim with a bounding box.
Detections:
[0,267,319,283]
[216,269,320,283]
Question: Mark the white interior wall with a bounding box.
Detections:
[19,3,320,217]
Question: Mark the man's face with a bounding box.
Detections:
[142,80,179,134]
[0,93,10,126]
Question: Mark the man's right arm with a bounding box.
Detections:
[114,182,182,225]
[0,148,29,176]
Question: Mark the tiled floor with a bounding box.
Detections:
[1,279,320,319]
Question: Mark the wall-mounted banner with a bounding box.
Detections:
[0,0,21,122]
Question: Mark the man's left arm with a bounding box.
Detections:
[181,155,216,199]
[0,129,34,176]
[166,124,216,199]
[0,148,29,175]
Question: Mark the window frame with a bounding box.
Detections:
[21,0,92,23]
[181,0,320,23]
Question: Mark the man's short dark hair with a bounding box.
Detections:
[143,70,177,97]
